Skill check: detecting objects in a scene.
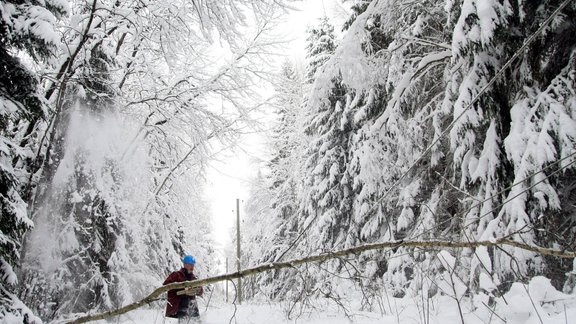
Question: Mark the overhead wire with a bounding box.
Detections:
[407,151,576,243]
[393,154,576,302]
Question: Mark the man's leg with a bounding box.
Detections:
[189,300,200,317]
[176,310,189,324]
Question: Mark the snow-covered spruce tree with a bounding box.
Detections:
[331,0,576,299]
[343,0,576,298]
[284,0,454,300]
[287,16,366,302]
[305,17,337,84]
[246,61,308,300]
[345,0,453,298]
[242,21,339,303]
[0,0,66,322]
[301,16,347,248]
[341,1,371,32]
[267,61,306,261]
[444,0,576,292]
[391,0,576,298]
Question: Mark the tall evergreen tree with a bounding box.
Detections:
[446,0,576,291]
[268,61,305,258]
[305,17,337,84]
[247,61,307,299]
[0,0,66,321]
[289,17,358,300]
[342,1,371,31]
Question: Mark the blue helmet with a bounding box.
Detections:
[182,255,196,265]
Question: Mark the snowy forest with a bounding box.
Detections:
[1,0,576,323]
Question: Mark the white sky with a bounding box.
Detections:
[204,0,348,261]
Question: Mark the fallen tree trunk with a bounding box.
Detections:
[67,238,576,323]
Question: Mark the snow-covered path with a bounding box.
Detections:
[114,303,385,324]
[103,299,576,324]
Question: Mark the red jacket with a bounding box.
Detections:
[163,269,203,317]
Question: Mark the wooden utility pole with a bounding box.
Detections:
[236,198,242,304]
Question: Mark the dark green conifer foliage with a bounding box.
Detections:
[305,17,337,84]
[0,0,65,320]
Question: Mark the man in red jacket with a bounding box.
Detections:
[164,255,204,321]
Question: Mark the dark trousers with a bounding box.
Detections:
[174,300,199,322]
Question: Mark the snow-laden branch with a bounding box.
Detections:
[66,238,575,323]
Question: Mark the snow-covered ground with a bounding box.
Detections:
[113,303,383,324]
[91,276,575,324]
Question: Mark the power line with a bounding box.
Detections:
[366,0,573,220]
[409,152,576,243]
[462,153,576,232]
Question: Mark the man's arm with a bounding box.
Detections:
[163,271,181,285]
